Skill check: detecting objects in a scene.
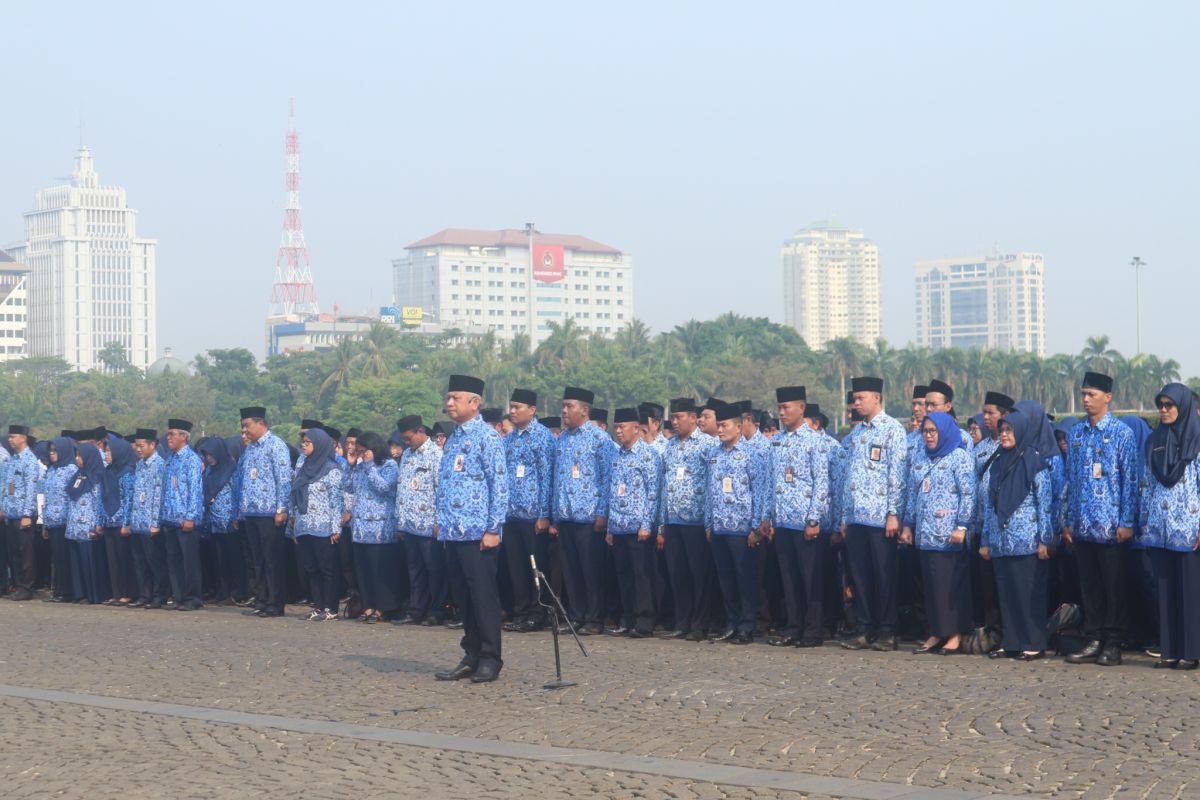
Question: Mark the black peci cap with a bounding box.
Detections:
[927,379,954,402]
[614,408,639,424]
[510,388,537,407]
[983,391,1015,410]
[851,376,883,394]
[396,415,423,433]
[775,386,806,403]
[563,386,595,404]
[669,397,697,414]
[1082,371,1114,393]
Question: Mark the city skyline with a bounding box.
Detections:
[1,3,1195,375]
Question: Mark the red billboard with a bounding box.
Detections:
[532,244,565,283]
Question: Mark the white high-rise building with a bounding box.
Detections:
[915,252,1045,356]
[5,148,157,371]
[393,228,633,345]
[0,250,30,362]
[781,221,881,349]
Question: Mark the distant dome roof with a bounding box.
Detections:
[147,347,190,376]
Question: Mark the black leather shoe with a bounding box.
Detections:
[870,636,897,652]
[767,634,798,647]
[657,629,687,640]
[841,634,870,650]
[686,630,706,642]
[709,628,736,643]
[519,618,545,632]
[1176,660,1199,671]
[8,589,33,601]
[470,662,500,683]
[422,617,443,627]
[912,639,944,655]
[445,620,464,629]
[394,614,422,625]
[628,629,653,639]
[148,600,163,610]
[1017,651,1045,661]
[581,623,603,636]
[796,637,823,648]
[127,599,148,609]
[435,662,476,681]
[606,626,632,637]
[729,632,753,645]
[938,646,961,656]
[1096,645,1122,667]
[1154,659,1180,669]
[988,649,1015,659]
[1065,640,1102,664]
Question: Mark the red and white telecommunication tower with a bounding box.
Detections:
[271,98,319,317]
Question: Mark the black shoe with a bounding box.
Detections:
[988,649,1015,659]
[234,596,256,607]
[709,628,736,643]
[767,634,798,647]
[176,603,193,611]
[870,636,897,652]
[395,614,423,626]
[686,630,706,642]
[519,618,545,632]
[1096,644,1122,667]
[422,617,443,627]
[1065,640,1102,664]
[939,646,961,656]
[1155,659,1180,669]
[1176,660,1199,671]
[445,620,464,629]
[470,662,500,683]
[127,599,148,609]
[657,629,687,640]
[148,600,163,610]
[841,634,870,651]
[243,608,266,617]
[605,626,632,637]
[502,620,524,632]
[8,589,33,601]
[1018,651,1045,661]
[581,623,603,636]
[912,639,944,655]
[796,637,823,648]
[729,632,753,645]
[628,629,653,639]
[435,662,476,681]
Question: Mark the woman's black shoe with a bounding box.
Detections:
[938,646,961,656]
[987,649,1014,659]
[1017,651,1045,661]
[1176,660,1199,671]
[912,639,943,655]
[1154,659,1180,669]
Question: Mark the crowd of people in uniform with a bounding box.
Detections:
[2,368,1199,683]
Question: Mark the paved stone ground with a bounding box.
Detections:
[0,600,1197,798]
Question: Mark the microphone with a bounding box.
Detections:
[530,554,541,591]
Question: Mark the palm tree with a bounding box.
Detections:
[536,318,587,370]
[894,344,933,403]
[822,337,866,410]
[352,322,401,379]
[1081,335,1121,374]
[318,338,358,403]
[614,319,652,360]
[671,320,707,356]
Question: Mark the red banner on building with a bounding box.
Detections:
[532,244,565,283]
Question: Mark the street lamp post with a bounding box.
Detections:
[1131,257,1146,354]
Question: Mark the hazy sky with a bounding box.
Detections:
[4,2,1197,374]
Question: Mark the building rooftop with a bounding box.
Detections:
[406,228,621,255]
[0,249,14,263]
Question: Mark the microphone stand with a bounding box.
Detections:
[531,555,587,689]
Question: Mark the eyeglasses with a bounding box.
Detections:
[1157,400,1177,410]
[921,429,938,437]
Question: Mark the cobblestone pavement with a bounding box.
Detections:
[0,600,1197,798]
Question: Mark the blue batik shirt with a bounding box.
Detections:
[128,454,165,535]
[65,484,101,542]
[40,465,78,529]
[903,447,974,552]
[705,438,769,536]
[608,439,660,535]
[2,448,40,519]
[1141,461,1200,552]
[396,438,441,537]
[162,447,204,526]
[237,431,292,519]
[1065,413,1137,542]
[292,468,344,539]
[826,434,848,532]
[658,430,715,528]
[205,484,236,534]
[350,459,399,544]
[839,411,908,528]
[102,471,135,529]
[976,468,1053,557]
[768,424,830,530]
[505,419,554,521]
[551,422,613,523]
[436,414,509,542]
[974,436,1000,479]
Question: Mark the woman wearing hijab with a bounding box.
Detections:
[291,428,344,620]
[349,431,400,623]
[975,409,1053,660]
[901,412,975,654]
[99,437,137,605]
[1143,383,1200,669]
[39,437,78,602]
[1048,416,1082,611]
[967,414,984,447]
[1119,415,1159,657]
[198,437,246,605]
[66,444,108,604]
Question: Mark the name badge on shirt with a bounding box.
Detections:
[250,467,258,481]
[516,464,526,478]
[722,476,733,494]
[869,445,883,462]
[73,478,82,489]
[618,483,627,497]
[6,482,13,496]
[922,478,931,494]
[571,463,581,480]
[1092,462,1103,480]
[784,467,794,483]
[454,455,465,472]
[172,476,178,489]
[139,493,146,503]
[411,479,420,490]
[675,465,686,480]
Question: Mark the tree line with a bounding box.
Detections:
[3,315,1186,443]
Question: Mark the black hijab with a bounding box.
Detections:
[356,431,388,466]
[1014,400,1058,465]
[50,437,77,470]
[291,428,338,515]
[199,437,237,505]
[68,443,106,501]
[988,409,1045,527]
[101,437,137,517]
[1148,383,1200,489]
